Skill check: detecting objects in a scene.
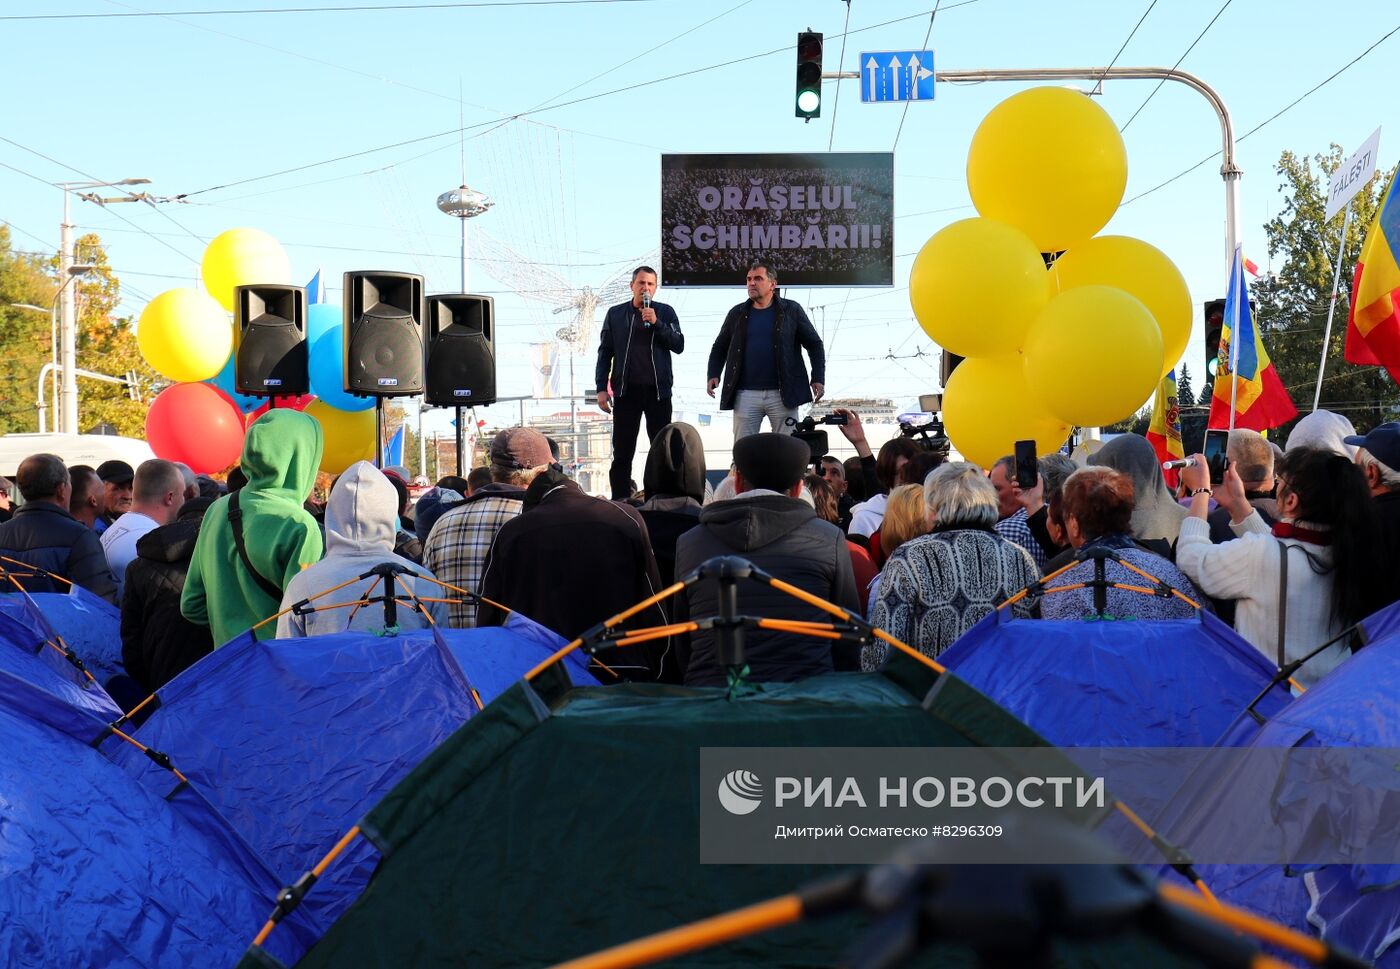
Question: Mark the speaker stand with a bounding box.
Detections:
[454,406,465,476]
[375,397,386,468]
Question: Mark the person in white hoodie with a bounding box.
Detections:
[277,462,448,638]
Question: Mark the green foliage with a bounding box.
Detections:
[1255,148,1399,434]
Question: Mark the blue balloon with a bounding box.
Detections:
[307,302,341,348]
[309,329,374,412]
[208,349,262,413]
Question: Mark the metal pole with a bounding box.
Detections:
[455,406,465,476]
[1227,246,1242,433]
[460,215,469,291]
[375,398,386,468]
[1312,205,1353,412]
[417,401,427,476]
[829,65,1242,279]
[59,191,76,435]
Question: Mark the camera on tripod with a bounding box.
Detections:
[897,413,952,457]
[785,412,848,462]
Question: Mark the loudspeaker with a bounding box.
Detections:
[234,284,308,397]
[424,294,496,407]
[343,271,425,397]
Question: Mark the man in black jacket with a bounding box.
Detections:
[0,453,116,602]
[477,476,669,683]
[121,497,215,693]
[706,262,826,440]
[674,433,859,687]
[595,266,685,500]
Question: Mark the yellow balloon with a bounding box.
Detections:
[909,218,1050,358]
[967,87,1128,252]
[942,354,1070,470]
[1023,286,1163,427]
[1052,236,1190,380]
[137,288,232,383]
[306,399,376,474]
[201,227,292,312]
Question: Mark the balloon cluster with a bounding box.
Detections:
[138,229,375,475]
[910,87,1191,468]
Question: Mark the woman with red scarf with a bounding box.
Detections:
[1176,446,1387,688]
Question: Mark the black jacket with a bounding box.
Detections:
[674,493,859,687]
[121,517,215,693]
[595,299,684,399]
[0,500,116,602]
[707,296,826,411]
[478,483,669,682]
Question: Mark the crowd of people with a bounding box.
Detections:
[0,402,1396,703]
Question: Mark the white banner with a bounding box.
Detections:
[530,343,562,399]
[1326,127,1382,221]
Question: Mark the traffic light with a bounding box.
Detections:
[1203,299,1225,377]
[795,31,823,119]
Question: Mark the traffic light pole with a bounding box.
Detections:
[823,65,1241,280]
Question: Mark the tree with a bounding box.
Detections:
[1254,148,1398,435]
[66,233,160,438]
[0,226,59,433]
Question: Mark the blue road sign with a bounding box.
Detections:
[860,50,935,104]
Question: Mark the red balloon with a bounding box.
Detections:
[246,393,316,428]
[146,382,246,474]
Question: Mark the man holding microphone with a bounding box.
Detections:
[596,266,685,500]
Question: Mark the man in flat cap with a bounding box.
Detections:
[95,459,135,535]
[422,426,553,627]
[673,432,859,686]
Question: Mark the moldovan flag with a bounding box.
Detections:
[1346,164,1400,382]
[1209,246,1297,431]
[1147,369,1184,488]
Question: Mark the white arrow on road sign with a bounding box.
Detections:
[865,56,879,102]
[886,54,902,100]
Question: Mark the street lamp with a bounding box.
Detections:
[57,177,148,434]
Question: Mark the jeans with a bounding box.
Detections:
[733,389,798,440]
[610,386,671,500]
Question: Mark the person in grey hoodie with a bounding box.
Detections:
[277,462,448,637]
[674,432,859,687]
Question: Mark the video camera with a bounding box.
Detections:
[786,412,848,463]
[897,413,952,457]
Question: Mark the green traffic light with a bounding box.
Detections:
[797,89,820,114]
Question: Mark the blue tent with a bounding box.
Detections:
[0,589,120,721]
[0,665,321,968]
[938,609,1293,748]
[104,612,594,945]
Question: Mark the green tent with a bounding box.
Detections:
[241,654,1214,968]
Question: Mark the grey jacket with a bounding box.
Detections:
[675,491,858,686]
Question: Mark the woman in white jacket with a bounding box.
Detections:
[277,462,449,637]
[1175,446,1384,688]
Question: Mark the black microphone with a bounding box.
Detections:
[641,290,653,327]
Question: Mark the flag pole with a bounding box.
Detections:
[1311,205,1353,412]
[1227,245,1243,433]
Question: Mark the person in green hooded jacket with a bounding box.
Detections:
[181,410,325,646]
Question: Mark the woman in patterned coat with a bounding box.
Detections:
[863,462,1039,668]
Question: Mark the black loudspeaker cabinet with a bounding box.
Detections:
[343,271,425,397]
[235,284,309,397]
[424,294,497,407]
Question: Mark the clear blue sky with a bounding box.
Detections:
[3,0,1396,436]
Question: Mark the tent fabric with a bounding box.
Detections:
[106,612,594,942]
[0,666,320,969]
[0,590,120,721]
[937,610,1293,748]
[268,658,1195,969]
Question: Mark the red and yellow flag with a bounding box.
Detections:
[1146,369,1184,488]
[1346,164,1400,382]
[1209,247,1298,431]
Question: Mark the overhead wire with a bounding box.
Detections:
[171,1,982,201]
[1122,20,1400,205]
[1094,0,1157,92]
[826,0,853,152]
[891,0,940,152]
[0,0,671,20]
[1119,0,1233,132]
